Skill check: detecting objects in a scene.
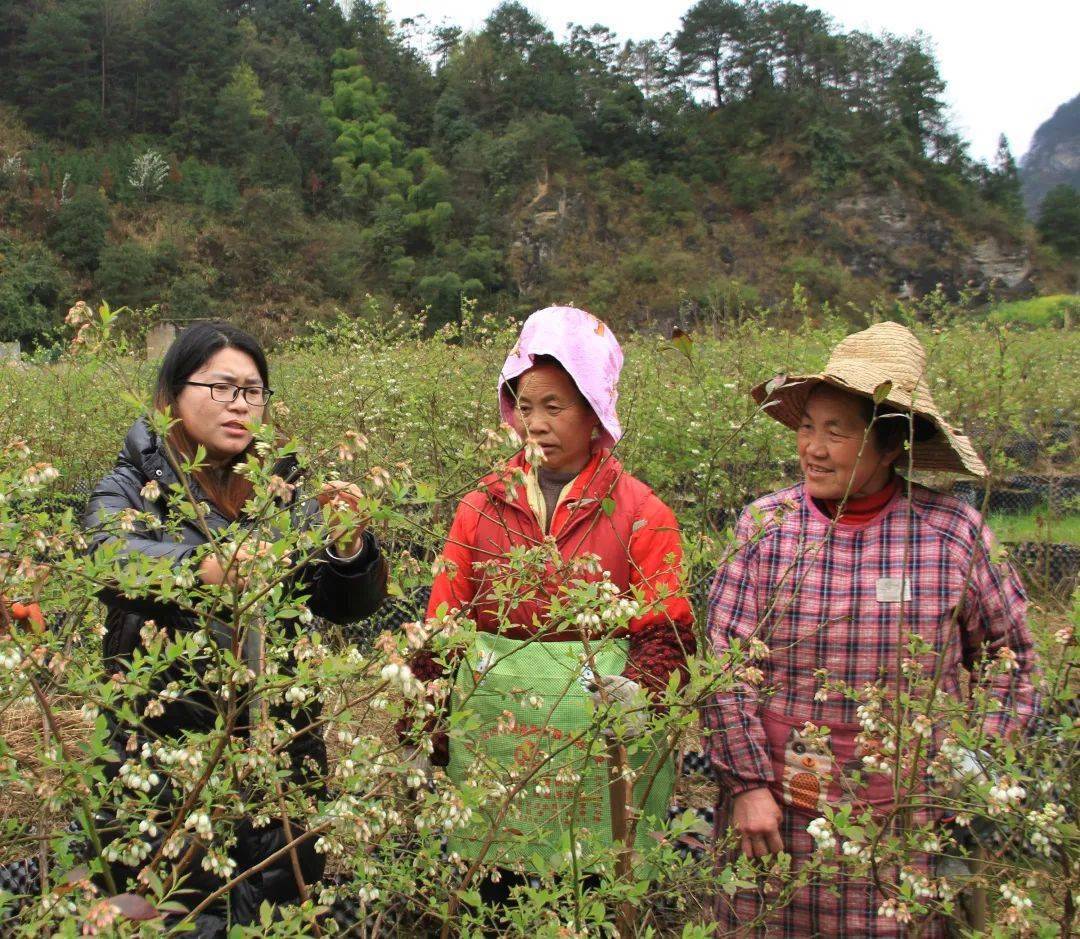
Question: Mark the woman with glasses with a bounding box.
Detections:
[84,321,386,926]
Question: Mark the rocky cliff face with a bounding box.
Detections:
[508,171,578,297]
[969,238,1032,290]
[512,178,1035,312]
[833,187,1032,297]
[1021,93,1080,214]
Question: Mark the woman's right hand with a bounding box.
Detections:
[198,554,228,587]
[198,543,271,588]
[317,480,368,558]
[732,786,784,858]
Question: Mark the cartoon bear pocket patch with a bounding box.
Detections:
[780,725,834,813]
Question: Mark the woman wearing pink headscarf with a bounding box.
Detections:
[407,306,695,902]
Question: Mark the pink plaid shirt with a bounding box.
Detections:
[705,482,1038,797]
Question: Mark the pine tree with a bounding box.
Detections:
[141,0,237,149]
[1037,185,1080,257]
[983,134,1024,219]
[214,63,270,165]
[883,35,946,154]
[15,0,100,140]
[322,49,454,258]
[671,0,749,108]
[321,50,409,206]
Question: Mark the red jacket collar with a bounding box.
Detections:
[480,447,623,510]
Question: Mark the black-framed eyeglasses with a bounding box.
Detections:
[185,381,274,406]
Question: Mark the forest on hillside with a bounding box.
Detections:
[0,0,1061,344]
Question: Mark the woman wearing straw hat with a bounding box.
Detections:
[704,322,1038,936]
[404,306,695,907]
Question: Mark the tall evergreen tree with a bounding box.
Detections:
[1037,184,1080,257]
[15,0,101,140]
[482,2,552,58]
[982,134,1024,219]
[882,35,945,154]
[671,0,749,108]
[140,0,237,148]
[321,49,452,246]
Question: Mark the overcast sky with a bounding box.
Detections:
[384,0,1079,163]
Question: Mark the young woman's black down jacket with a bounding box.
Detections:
[82,420,387,926]
[83,418,387,777]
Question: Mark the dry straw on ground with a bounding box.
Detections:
[0,697,90,861]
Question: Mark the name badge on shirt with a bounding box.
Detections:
[876,577,912,603]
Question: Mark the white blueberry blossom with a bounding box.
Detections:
[807,817,836,851]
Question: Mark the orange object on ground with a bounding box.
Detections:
[3,599,46,631]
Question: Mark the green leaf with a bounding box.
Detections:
[671,326,693,360]
[601,497,616,516]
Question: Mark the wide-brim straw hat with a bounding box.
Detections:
[750,322,987,478]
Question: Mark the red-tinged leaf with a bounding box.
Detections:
[63,865,90,885]
[110,893,160,921]
[676,834,707,852]
[670,326,693,360]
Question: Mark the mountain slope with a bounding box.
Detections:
[0,0,1055,343]
[1021,93,1080,214]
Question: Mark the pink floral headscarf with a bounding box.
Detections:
[498,306,623,449]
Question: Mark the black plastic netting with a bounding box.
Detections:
[951,471,1079,595]
[952,475,1079,515]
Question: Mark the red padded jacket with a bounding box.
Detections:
[408,449,695,761]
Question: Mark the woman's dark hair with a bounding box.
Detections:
[503,354,589,405]
[858,398,938,455]
[153,321,270,519]
[154,321,269,407]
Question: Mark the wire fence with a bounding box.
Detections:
[948,469,1079,596]
[951,475,1079,515]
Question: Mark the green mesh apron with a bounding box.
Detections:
[445,631,674,874]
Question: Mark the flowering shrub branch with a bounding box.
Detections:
[0,302,1074,934]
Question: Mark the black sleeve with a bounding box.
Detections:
[304,529,388,626]
[83,468,198,622]
[84,469,196,566]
